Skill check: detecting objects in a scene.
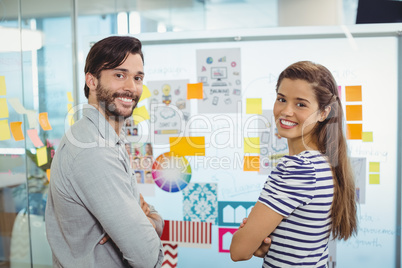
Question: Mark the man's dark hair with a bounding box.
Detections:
[84,36,144,98]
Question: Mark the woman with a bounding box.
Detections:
[230,61,357,267]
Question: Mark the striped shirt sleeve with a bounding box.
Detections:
[258,155,316,217]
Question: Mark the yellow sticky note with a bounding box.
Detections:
[46,169,51,181]
[27,129,44,147]
[38,112,52,131]
[246,98,262,114]
[170,136,205,156]
[67,103,74,114]
[346,105,362,121]
[244,137,260,154]
[139,85,151,102]
[369,162,380,173]
[0,120,11,141]
[187,83,203,99]
[10,121,24,141]
[345,86,362,102]
[369,174,380,184]
[132,105,150,125]
[0,98,9,118]
[67,92,74,102]
[68,115,75,126]
[36,146,48,167]
[362,132,373,142]
[346,124,362,140]
[244,156,260,172]
[0,76,6,95]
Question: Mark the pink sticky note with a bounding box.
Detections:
[27,129,44,147]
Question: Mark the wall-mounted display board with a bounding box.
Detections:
[81,24,401,268]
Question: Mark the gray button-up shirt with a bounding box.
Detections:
[45,104,163,268]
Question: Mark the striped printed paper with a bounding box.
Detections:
[161,220,212,248]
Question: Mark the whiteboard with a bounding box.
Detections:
[87,25,401,267]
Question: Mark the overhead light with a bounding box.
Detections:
[0,27,43,52]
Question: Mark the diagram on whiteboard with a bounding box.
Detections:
[196,48,242,113]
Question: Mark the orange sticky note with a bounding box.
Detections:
[10,121,24,141]
[27,129,44,147]
[36,146,48,167]
[0,119,11,141]
[0,98,9,118]
[0,76,6,95]
[39,112,52,131]
[187,83,203,99]
[132,105,150,125]
[369,174,380,184]
[244,137,260,154]
[246,98,262,114]
[170,136,205,156]
[346,124,362,140]
[46,169,51,181]
[244,156,260,171]
[346,105,362,121]
[345,86,362,102]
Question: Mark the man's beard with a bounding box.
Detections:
[96,83,139,121]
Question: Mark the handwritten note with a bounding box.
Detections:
[39,112,52,131]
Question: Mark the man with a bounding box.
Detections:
[45,36,164,268]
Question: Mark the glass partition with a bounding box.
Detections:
[0,0,400,268]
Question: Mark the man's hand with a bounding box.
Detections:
[239,218,271,258]
[140,194,150,216]
[99,234,110,245]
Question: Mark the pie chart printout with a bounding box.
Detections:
[152,152,192,192]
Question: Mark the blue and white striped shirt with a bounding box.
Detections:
[258,150,334,268]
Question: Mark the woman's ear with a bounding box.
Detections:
[319,106,331,122]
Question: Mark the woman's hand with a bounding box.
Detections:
[239,218,272,258]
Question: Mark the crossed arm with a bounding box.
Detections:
[230,202,284,261]
[100,194,163,245]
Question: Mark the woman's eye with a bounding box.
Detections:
[297,103,306,107]
[277,98,285,102]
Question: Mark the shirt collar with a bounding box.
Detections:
[82,104,125,146]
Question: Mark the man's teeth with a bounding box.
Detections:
[118,97,133,102]
[281,120,296,126]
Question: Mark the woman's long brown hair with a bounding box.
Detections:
[276,61,357,240]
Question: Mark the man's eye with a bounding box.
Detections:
[135,76,143,81]
[116,74,125,79]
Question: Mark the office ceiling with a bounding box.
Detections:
[0,0,278,30]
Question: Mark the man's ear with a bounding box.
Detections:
[319,106,331,122]
[85,73,97,92]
